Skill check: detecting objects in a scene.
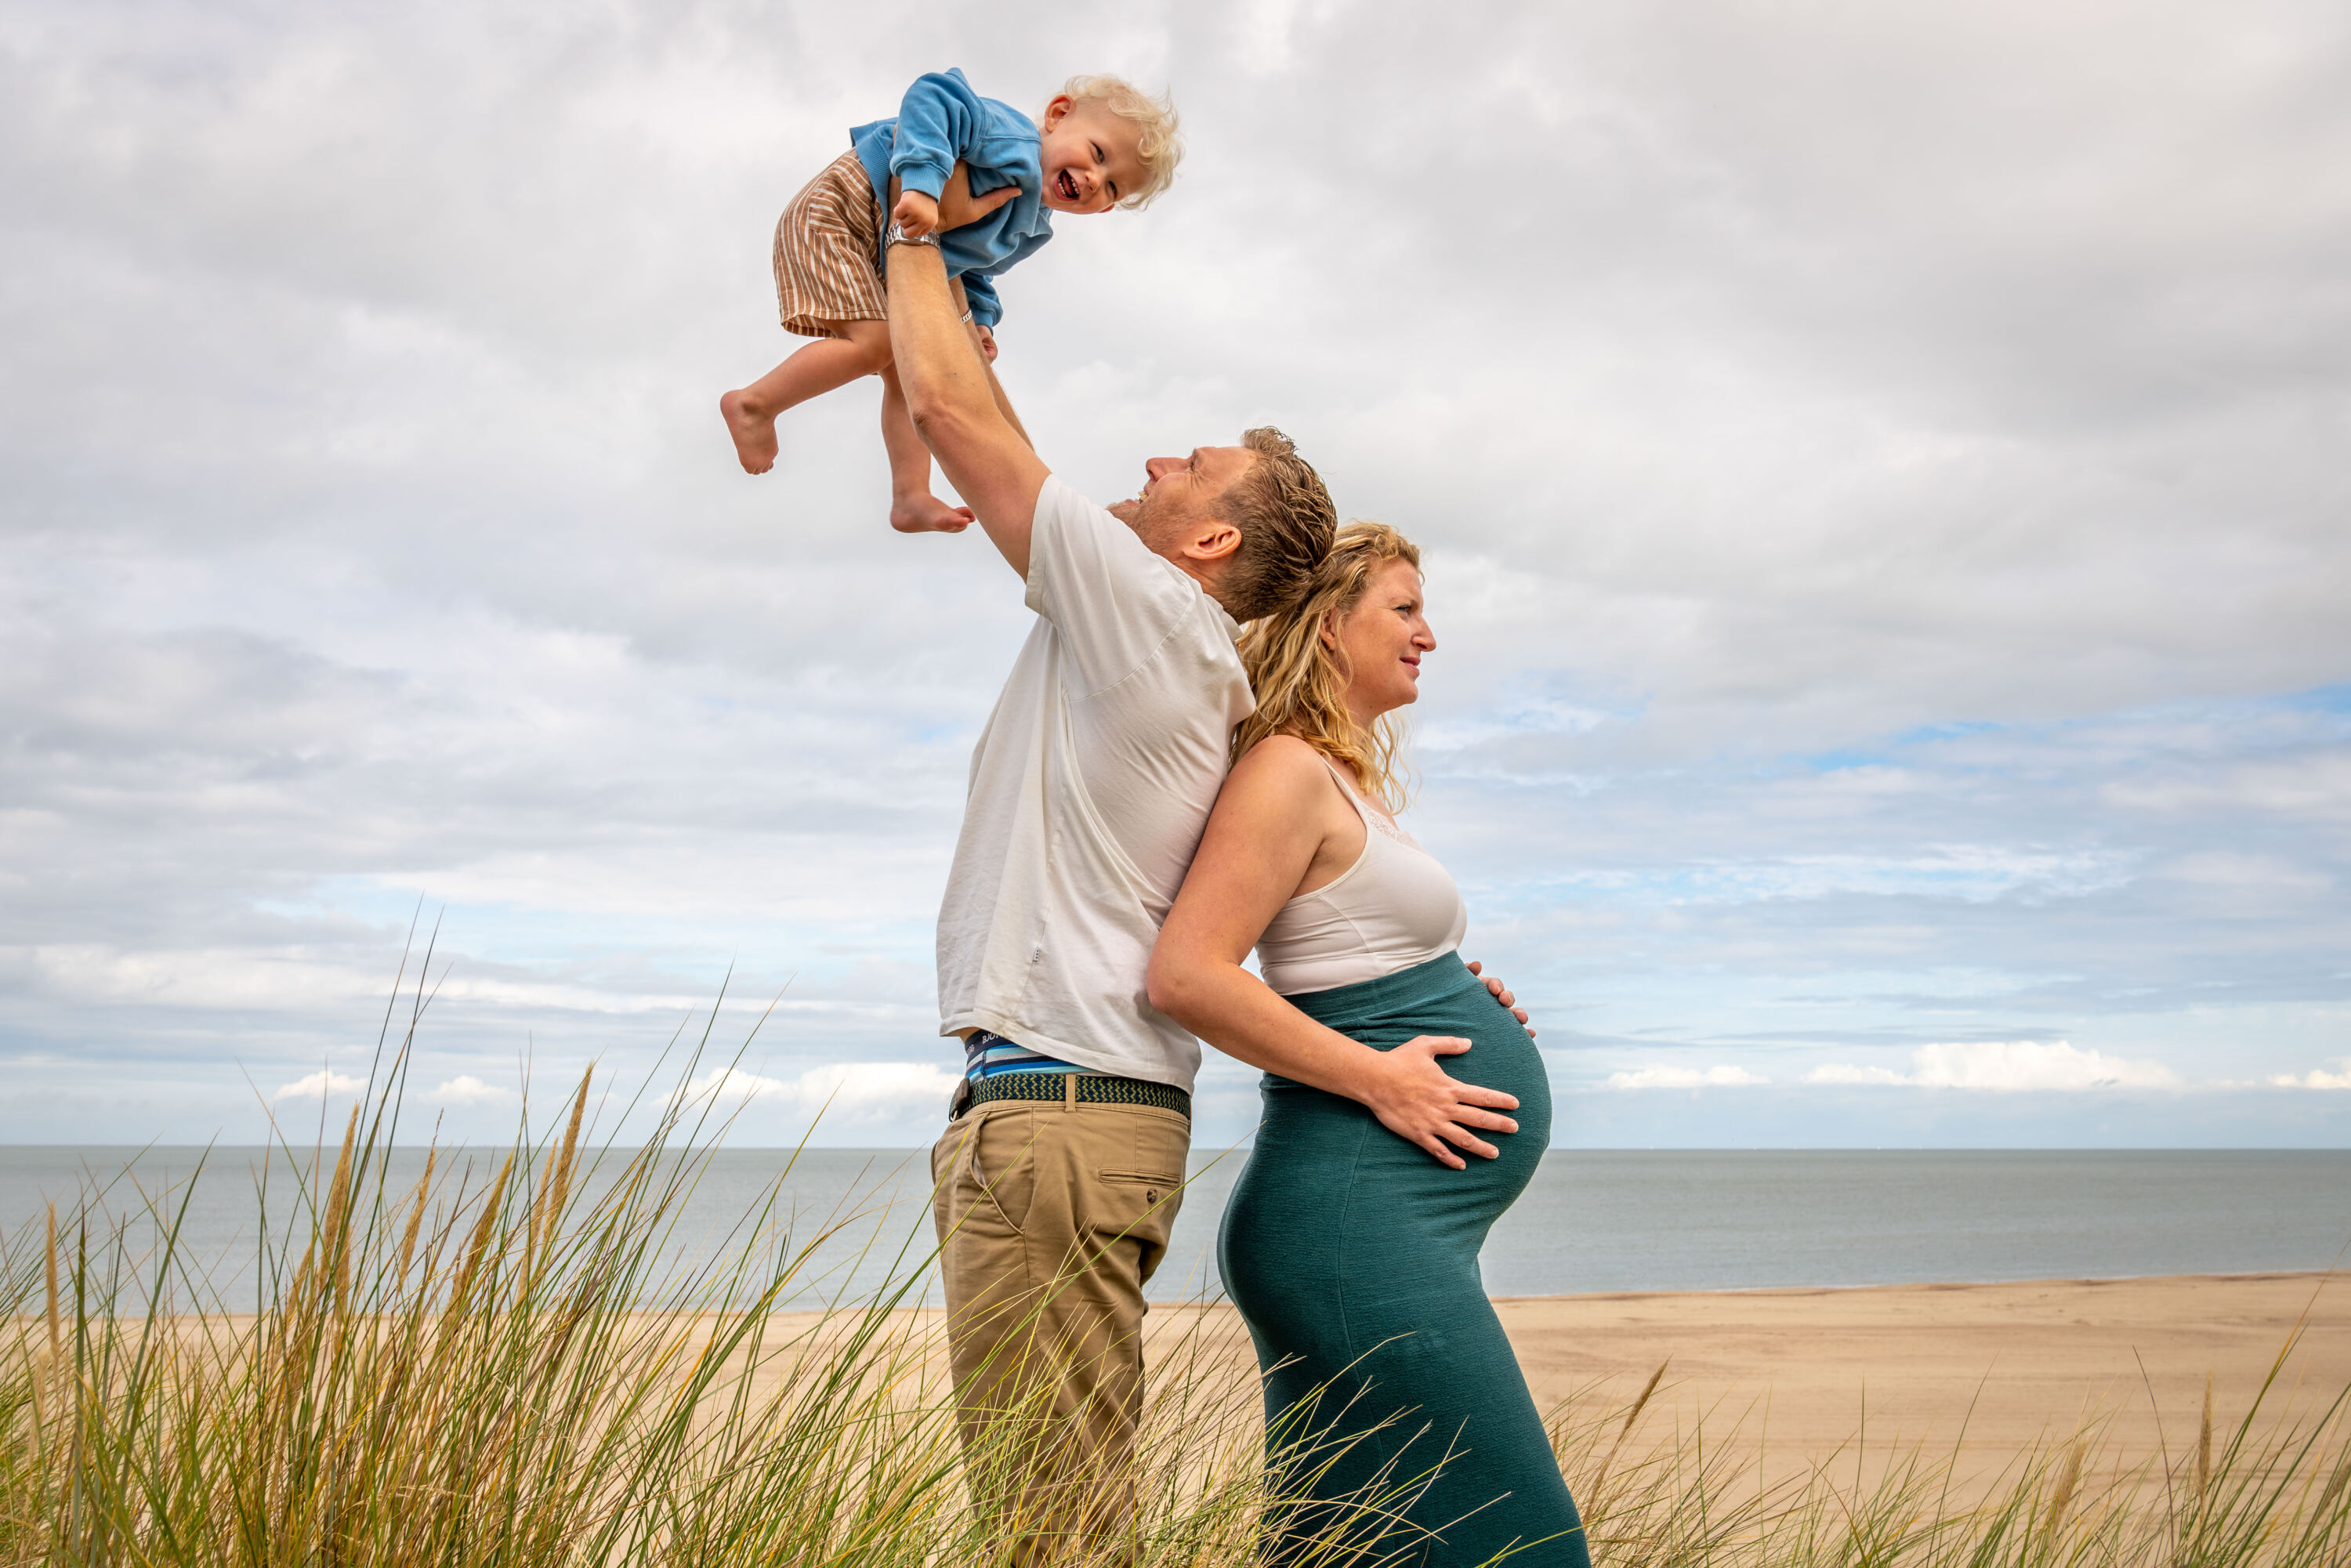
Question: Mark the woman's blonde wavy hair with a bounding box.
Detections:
[1233,520,1422,814]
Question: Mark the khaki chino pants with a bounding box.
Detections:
[931,1092,1191,1564]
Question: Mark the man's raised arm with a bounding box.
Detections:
[884,239,1049,578]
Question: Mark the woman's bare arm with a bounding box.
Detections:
[1147,737,1522,1168]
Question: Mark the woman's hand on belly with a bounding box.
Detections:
[1360,1035,1521,1169]
[1465,958,1534,1037]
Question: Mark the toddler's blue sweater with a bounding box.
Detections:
[852,68,1052,330]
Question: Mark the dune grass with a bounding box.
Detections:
[4,999,2348,1564]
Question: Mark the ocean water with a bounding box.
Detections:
[3,1146,2345,1310]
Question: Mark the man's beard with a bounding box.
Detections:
[1113,488,1170,540]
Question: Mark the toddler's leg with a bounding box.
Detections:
[881,367,975,534]
[720,320,892,475]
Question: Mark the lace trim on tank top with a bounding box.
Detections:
[1328,759,1411,852]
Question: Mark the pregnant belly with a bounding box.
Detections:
[1237,954,1555,1277]
[1278,951,1554,1151]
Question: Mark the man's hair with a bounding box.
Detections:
[1052,75,1183,208]
[1212,427,1338,625]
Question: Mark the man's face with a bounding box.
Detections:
[1038,99,1147,215]
[1108,446,1255,553]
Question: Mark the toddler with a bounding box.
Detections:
[721,69,1181,531]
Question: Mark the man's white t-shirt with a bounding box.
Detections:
[936,476,1254,1091]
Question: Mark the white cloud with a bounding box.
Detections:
[2106,755,2351,823]
[673,1066,791,1105]
[1604,1064,1771,1090]
[2269,1059,2351,1090]
[21,946,384,1009]
[1806,1063,1911,1086]
[1807,1041,2180,1092]
[428,1074,509,1104]
[273,1070,368,1100]
[672,1062,965,1122]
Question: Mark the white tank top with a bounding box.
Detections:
[1255,755,1471,995]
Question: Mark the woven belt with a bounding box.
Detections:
[964,1070,1190,1118]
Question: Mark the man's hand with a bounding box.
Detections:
[883,212,1049,574]
[892,189,941,237]
[934,161,1023,230]
[1360,1035,1521,1169]
[1465,959,1535,1038]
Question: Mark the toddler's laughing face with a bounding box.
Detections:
[1038,98,1146,215]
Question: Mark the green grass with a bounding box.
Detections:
[5,1000,2347,1565]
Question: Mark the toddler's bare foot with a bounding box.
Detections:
[891,494,975,534]
[719,389,778,474]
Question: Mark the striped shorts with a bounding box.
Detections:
[772,148,888,339]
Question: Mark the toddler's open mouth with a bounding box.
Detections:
[1056,169,1081,202]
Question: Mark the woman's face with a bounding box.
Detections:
[1328,557,1434,724]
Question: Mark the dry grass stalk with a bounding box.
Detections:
[551,1066,589,1222]
[1583,1356,1667,1521]
[397,1148,434,1284]
[447,1151,513,1316]
[2201,1368,2216,1498]
[31,1200,61,1429]
[2041,1434,2085,1549]
[525,1066,591,1289]
[324,1104,358,1308]
[43,1200,61,1363]
[2318,1443,2351,1516]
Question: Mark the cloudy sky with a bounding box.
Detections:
[5,0,2347,1150]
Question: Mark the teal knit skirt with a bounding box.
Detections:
[1218,952,1588,1567]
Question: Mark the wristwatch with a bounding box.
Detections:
[882,222,940,251]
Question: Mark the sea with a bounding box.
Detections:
[4,1146,2345,1312]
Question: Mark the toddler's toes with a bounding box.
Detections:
[891,496,975,534]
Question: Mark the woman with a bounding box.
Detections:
[1148,523,1588,1566]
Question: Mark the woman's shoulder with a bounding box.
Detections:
[1230,733,1343,795]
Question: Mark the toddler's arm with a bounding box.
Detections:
[884,73,991,228]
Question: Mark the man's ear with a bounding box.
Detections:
[1182,519,1241,566]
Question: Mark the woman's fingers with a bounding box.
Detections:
[1371,1038,1527,1163]
[1436,1124,1502,1161]
[1465,959,1527,1016]
[1465,958,1538,1037]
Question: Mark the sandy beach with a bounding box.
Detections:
[1142,1271,2351,1489]
[1504,1272,2345,1465]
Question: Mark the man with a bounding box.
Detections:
[884,223,1525,1559]
[878,211,1328,1558]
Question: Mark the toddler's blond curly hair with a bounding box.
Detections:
[1051,75,1183,208]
